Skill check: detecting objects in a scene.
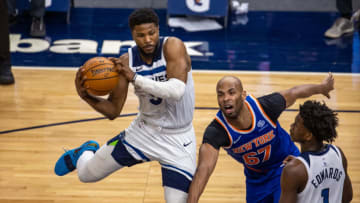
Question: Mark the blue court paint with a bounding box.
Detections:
[9,8,359,73]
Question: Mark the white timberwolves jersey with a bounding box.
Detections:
[297,144,345,203]
[128,37,195,129]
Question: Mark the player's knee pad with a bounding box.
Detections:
[164,186,188,203]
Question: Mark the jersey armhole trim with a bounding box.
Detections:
[161,36,168,63]
[296,156,310,196]
[128,47,133,68]
[214,117,233,149]
[330,145,343,166]
[249,94,277,128]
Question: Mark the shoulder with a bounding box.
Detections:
[280,157,308,198]
[258,92,286,107]
[256,92,286,122]
[334,145,348,168]
[284,158,306,171]
[283,158,308,180]
[163,37,191,73]
[165,36,184,44]
[163,37,185,52]
[206,119,225,132]
[203,119,229,150]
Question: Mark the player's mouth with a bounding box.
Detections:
[224,104,234,114]
[143,45,154,52]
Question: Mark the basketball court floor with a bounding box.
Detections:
[0,7,359,203]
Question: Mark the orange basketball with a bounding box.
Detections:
[81,57,119,96]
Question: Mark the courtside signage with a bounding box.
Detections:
[10,34,209,57]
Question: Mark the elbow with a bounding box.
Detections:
[104,112,119,120]
[169,79,186,101]
[172,88,185,101]
[107,115,118,120]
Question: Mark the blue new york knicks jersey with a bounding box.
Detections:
[215,94,300,183]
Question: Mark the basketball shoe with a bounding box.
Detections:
[54,140,99,176]
[324,17,354,38]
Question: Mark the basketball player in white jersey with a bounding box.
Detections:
[54,8,196,203]
[279,100,353,203]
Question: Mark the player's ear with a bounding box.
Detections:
[242,90,247,99]
[304,131,313,142]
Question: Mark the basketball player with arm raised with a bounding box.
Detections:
[54,8,196,203]
[279,100,353,203]
[187,73,334,203]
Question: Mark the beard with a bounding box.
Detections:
[138,41,160,59]
[223,109,238,119]
[222,101,243,119]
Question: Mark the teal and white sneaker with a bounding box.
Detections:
[54,140,99,176]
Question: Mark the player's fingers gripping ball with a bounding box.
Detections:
[81,57,120,96]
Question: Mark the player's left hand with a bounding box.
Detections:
[108,56,135,83]
[281,155,296,167]
[321,72,334,99]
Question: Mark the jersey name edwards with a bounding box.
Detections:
[311,167,343,189]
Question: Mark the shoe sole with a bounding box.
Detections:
[325,28,354,38]
[0,78,15,85]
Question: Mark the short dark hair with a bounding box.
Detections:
[299,100,338,143]
[128,8,159,30]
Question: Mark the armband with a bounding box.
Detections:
[133,75,186,100]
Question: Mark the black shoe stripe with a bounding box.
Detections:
[64,154,76,171]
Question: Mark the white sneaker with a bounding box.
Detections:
[324,17,354,38]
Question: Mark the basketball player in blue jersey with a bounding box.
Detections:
[54,8,196,203]
[187,74,335,203]
[279,100,353,203]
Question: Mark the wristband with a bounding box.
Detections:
[131,73,138,83]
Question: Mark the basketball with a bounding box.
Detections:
[81,57,120,96]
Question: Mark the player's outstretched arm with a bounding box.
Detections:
[279,72,334,108]
[338,146,353,203]
[75,65,129,120]
[187,143,219,203]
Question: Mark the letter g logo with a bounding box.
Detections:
[186,0,210,12]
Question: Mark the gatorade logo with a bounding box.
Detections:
[186,0,210,12]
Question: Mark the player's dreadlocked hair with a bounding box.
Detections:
[299,100,338,143]
[128,8,159,30]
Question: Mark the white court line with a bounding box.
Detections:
[12,66,360,76]
[13,66,79,71]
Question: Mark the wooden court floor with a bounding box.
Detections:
[0,68,359,203]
